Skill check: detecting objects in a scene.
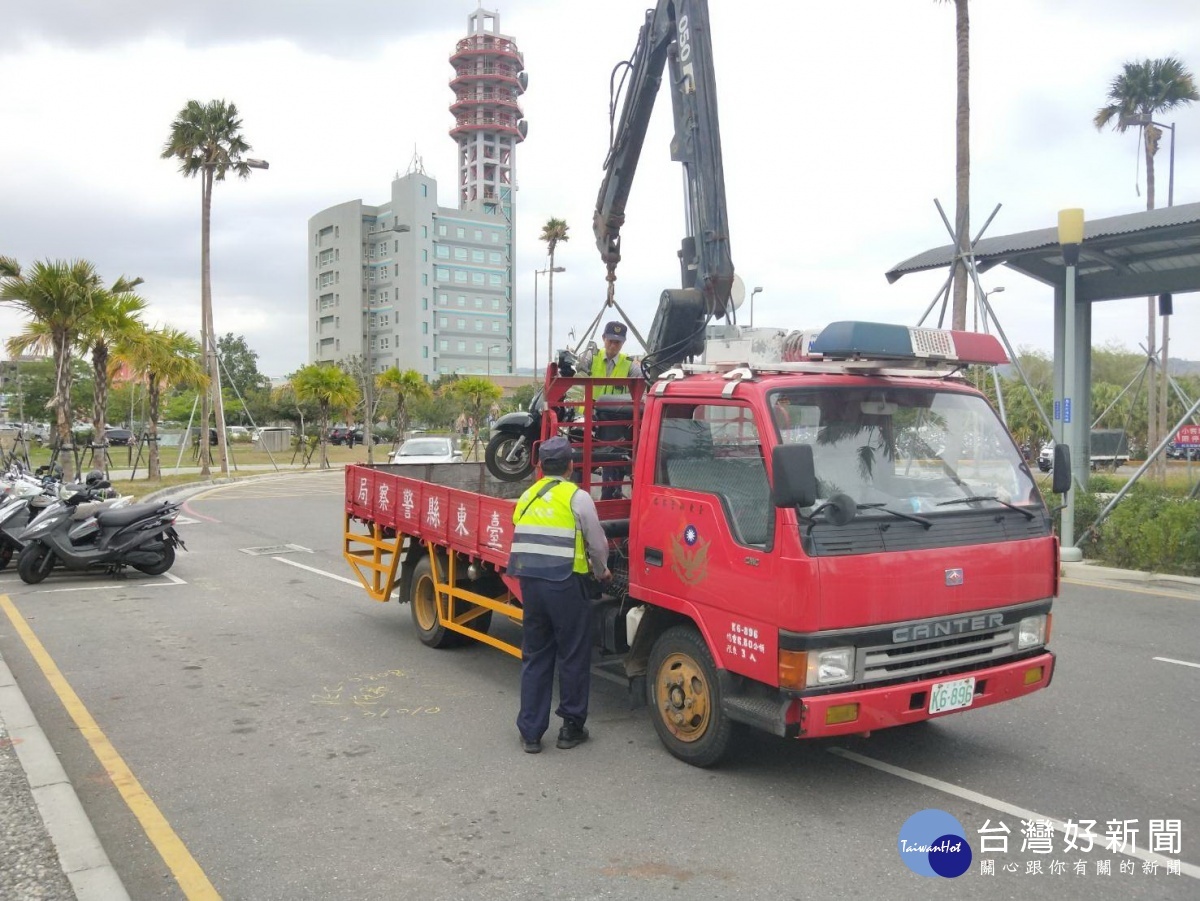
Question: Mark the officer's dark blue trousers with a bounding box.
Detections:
[517,573,593,742]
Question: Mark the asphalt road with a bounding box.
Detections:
[0,469,1197,900]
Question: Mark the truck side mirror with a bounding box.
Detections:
[771,444,817,508]
[1051,444,1071,494]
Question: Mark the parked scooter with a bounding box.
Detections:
[16,489,184,584]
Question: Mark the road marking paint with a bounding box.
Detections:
[828,747,1200,879]
[272,556,361,586]
[1153,656,1200,670]
[0,594,220,899]
[1062,578,1200,601]
[180,503,219,523]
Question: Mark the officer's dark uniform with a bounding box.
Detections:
[509,437,608,752]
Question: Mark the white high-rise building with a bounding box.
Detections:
[307,8,526,379]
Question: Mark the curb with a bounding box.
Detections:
[1061,560,1200,588]
[0,652,131,901]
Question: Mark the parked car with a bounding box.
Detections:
[327,426,351,446]
[227,426,252,441]
[389,436,463,465]
[1037,442,1054,472]
[349,427,385,445]
[103,426,135,446]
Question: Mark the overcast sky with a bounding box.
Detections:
[2,0,1199,379]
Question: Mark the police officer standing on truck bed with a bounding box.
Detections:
[509,436,612,753]
[577,321,643,499]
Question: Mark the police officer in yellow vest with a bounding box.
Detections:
[579,321,643,499]
[510,436,612,753]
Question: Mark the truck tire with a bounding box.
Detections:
[408,556,492,647]
[647,625,733,767]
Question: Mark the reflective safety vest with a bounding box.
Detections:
[508,476,588,580]
[590,352,632,396]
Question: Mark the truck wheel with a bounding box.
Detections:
[410,556,458,648]
[647,625,733,767]
[485,433,533,482]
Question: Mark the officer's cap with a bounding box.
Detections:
[602,321,628,342]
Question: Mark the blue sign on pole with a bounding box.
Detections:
[1054,400,1061,421]
[1064,398,1072,424]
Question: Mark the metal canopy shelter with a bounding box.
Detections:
[886,202,1200,555]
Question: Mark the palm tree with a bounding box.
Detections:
[1095,57,1199,477]
[80,283,147,468]
[539,218,569,360]
[291,364,360,470]
[376,367,431,448]
[161,98,261,479]
[447,377,502,460]
[935,0,971,330]
[1,257,106,479]
[117,326,206,480]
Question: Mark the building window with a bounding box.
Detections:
[457,341,466,352]
[381,337,390,350]
[435,267,449,280]
[489,274,502,286]
[436,245,450,259]
[471,272,484,285]
[422,184,428,197]
[440,340,448,351]
[453,247,467,261]
[423,273,429,285]
[439,316,448,327]
[474,341,484,353]
[423,346,429,358]
[491,321,500,332]
[422,225,428,237]
[491,298,500,310]
[422,250,428,262]
[456,318,466,329]
[474,320,483,331]
[454,270,467,283]
[456,227,465,238]
[490,231,499,243]
[472,249,484,263]
[335,226,339,237]
[474,297,483,309]
[422,297,428,310]
[474,229,483,241]
[438,224,447,236]
[394,264,398,277]
[457,295,466,307]
[488,251,502,263]
[422,322,428,334]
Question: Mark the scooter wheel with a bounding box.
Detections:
[0,543,13,571]
[485,433,533,482]
[132,543,175,576]
[17,542,54,585]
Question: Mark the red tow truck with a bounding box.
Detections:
[342,0,1058,766]
[344,320,1058,766]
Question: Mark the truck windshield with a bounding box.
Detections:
[769,386,1039,514]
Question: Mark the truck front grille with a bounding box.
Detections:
[859,627,1017,683]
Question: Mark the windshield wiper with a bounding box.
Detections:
[857,502,933,529]
[935,495,1035,520]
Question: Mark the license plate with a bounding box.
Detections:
[928,677,976,715]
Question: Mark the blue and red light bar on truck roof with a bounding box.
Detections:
[803,321,1008,367]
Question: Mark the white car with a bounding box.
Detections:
[390,436,463,465]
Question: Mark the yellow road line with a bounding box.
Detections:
[0,594,220,899]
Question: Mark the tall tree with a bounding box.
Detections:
[116,326,206,480]
[447,376,502,460]
[0,257,107,479]
[936,0,971,330]
[291,364,359,469]
[376,367,431,447]
[215,332,268,395]
[80,282,146,467]
[161,98,262,479]
[539,218,569,360]
[1094,57,1198,478]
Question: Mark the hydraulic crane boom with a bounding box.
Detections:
[593,0,734,374]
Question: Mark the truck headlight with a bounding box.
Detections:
[806,647,855,687]
[1017,614,1048,649]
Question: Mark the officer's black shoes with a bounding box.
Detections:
[556,722,589,750]
[522,737,542,754]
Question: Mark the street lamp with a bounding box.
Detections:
[533,266,564,377]
[749,286,763,328]
[978,286,1004,332]
[487,344,502,378]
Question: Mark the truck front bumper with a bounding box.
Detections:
[789,651,1055,738]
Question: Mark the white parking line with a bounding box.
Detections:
[828,747,1199,879]
[272,556,361,586]
[1153,656,1200,670]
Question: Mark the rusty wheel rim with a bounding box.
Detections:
[655,651,712,742]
